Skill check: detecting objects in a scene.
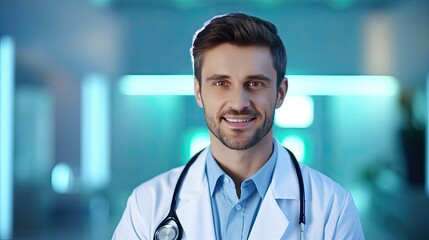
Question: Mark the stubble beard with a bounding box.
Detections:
[204,109,275,150]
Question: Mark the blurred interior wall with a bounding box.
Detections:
[0,0,428,239]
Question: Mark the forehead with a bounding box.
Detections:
[201,43,276,79]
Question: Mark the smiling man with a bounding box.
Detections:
[113,13,365,240]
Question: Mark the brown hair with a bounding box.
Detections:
[191,13,287,87]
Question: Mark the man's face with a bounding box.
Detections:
[194,43,287,150]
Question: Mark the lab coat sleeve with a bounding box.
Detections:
[112,189,148,240]
[333,191,365,240]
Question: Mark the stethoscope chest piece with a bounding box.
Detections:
[155,224,178,240]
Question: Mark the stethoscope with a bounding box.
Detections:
[154,147,306,240]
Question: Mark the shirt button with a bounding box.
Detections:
[224,177,230,184]
[235,204,242,211]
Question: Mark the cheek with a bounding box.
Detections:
[202,90,225,106]
[254,95,277,111]
[200,96,219,113]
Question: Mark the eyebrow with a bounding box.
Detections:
[205,74,273,82]
[205,74,230,82]
[246,74,272,82]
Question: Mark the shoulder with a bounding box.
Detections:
[302,165,347,193]
[130,148,209,210]
[113,149,210,239]
[275,143,350,201]
[112,166,185,239]
[300,165,361,223]
[130,167,185,227]
[133,165,184,202]
[301,164,350,202]
[300,165,364,238]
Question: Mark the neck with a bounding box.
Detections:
[210,132,274,189]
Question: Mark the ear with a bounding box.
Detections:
[194,78,204,108]
[275,77,288,109]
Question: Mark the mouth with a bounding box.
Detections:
[224,117,254,123]
[222,116,256,129]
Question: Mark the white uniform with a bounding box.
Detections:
[113,140,365,239]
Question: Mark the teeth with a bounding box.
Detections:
[225,118,251,123]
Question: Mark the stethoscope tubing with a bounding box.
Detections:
[286,148,306,226]
[153,149,203,240]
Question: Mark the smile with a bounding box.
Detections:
[224,118,253,123]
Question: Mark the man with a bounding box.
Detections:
[113,13,365,239]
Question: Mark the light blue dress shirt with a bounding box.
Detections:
[205,141,277,240]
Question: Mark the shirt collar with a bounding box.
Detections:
[205,140,278,198]
[206,148,226,196]
[250,141,277,198]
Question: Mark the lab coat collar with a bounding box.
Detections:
[271,139,312,201]
[248,184,290,239]
[249,139,311,239]
[175,139,311,239]
[175,148,216,240]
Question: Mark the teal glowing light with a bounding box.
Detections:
[120,75,194,95]
[281,135,306,163]
[119,75,398,96]
[51,163,74,193]
[189,131,210,159]
[287,75,399,96]
[81,73,110,190]
[427,74,429,198]
[253,0,279,7]
[90,0,111,7]
[0,36,15,240]
[275,95,314,128]
[330,0,355,9]
[182,129,210,163]
[171,0,198,8]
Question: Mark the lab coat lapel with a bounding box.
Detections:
[248,187,289,240]
[175,149,216,240]
[248,140,303,240]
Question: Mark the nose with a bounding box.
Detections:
[229,87,251,110]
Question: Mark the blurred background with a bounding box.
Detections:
[0,0,428,239]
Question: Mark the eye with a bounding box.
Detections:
[248,81,264,88]
[213,81,227,87]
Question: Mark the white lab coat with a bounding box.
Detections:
[113,140,365,239]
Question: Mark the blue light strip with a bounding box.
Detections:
[0,36,15,240]
[119,75,399,96]
[81,73,110,190]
